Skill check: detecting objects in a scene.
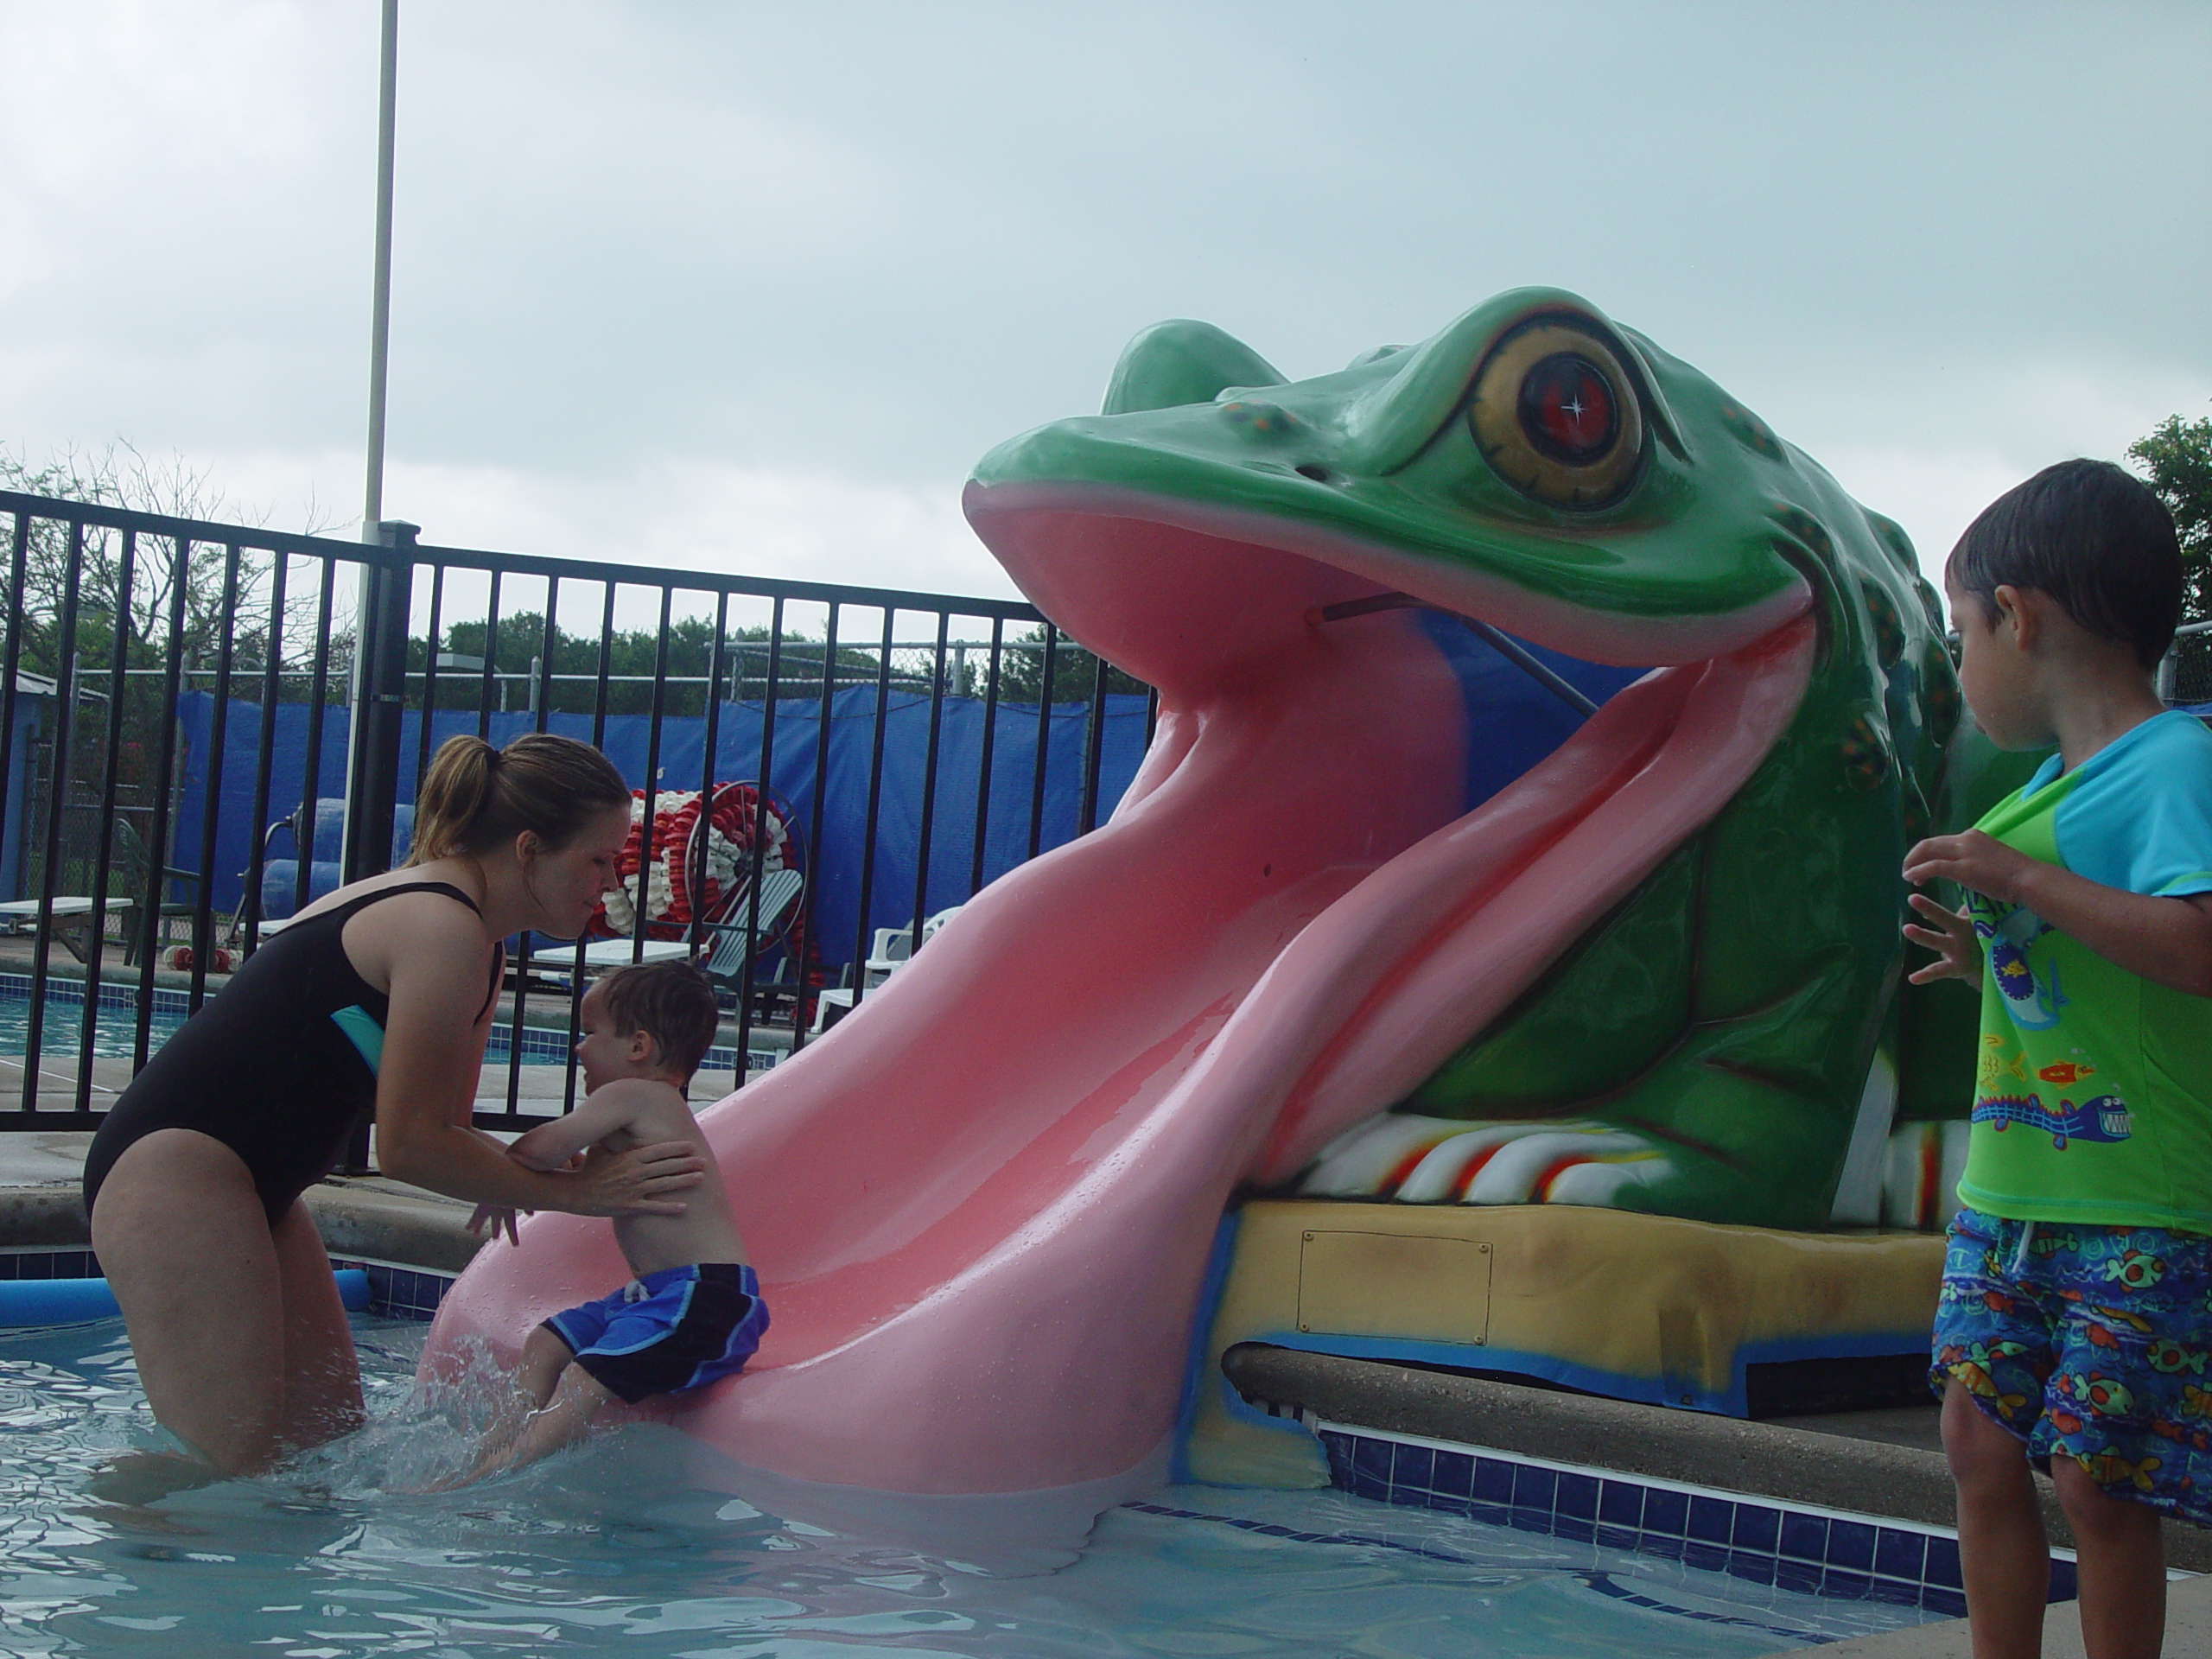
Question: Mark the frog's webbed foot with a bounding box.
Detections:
[1297,1115,1676,1207]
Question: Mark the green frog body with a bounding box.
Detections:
[967,288,2007,1230]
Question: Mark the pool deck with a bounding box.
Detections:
[10,1130,2211,1652]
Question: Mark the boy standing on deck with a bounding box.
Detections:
[451,961,765,1485]
[1904,459,2212,1659]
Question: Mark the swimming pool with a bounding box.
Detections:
[0,975,779,1077]
[0,1315,1939,1656]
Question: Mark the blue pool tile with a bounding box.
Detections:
[2049,1560,2079,1603]
[1351,1438,1393,1490]
[1595,1523,1638,1550]
[1827,1519,1877,1572]
[1730,1503,1779,1554]
[1923,1536,1963,1590]
[1467,1500,1510,1526]
[1875,1529,1926,1582]
[1431,1449,1474,1499]
[1779,1512,1828,1562]
[1641,1534,1686,1561]
[1684,1541,1729,1573]
[1471,1458,1515,1504]
[1776,1559,1825,1595]
[1824,1569,1872,1599]
[1554,1516,1595,1543]
[1425,1490,1471,1518]
[1642,1488,1688,1536]
[1725,1552,1777,1586]
[1555,1472,1599,1522]
[1924,1587,1967,1619]
[1319,1432,1352,1483]
[1869,1578,1923,1608]
[1598,1480,1643,1528]
[1688,1495,1734,1545]
[1511,1464,1557,1512]
[1390,1444,1433,1494]
[1505,1508,1552,1538]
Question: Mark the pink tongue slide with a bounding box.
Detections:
[422,531,1811,1503]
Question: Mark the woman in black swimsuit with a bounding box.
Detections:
[84,734,703,1480]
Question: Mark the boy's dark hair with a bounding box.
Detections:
[1948,458,2183,671]
[596,961,721,1085]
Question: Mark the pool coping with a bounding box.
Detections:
[1224,1344,2212,1576]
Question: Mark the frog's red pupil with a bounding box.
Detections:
[1517,354,1617,464]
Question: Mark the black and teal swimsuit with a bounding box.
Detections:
[82,881,501,1225]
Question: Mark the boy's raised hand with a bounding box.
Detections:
[1903,829,2036,905]
[1903,891,1981,987]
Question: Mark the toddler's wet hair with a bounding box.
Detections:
[598,960,720,1084]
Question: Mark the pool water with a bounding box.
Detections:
[0,1317,1940,1656]
[0,995,187,1063]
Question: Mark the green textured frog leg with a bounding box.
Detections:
[1305,720,1909,1230]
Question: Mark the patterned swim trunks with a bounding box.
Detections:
[1932,1206,2212,1525]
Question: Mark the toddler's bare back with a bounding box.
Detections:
[595,1080,746,1276]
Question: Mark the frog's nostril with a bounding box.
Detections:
[1295,462,1332,483]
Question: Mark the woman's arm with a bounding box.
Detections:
[368,905,704,1214]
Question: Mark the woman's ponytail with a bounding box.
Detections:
[407,734,631,864]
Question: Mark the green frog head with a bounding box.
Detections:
[966,288,1964,1230]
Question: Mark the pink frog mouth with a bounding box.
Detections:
[963,480,1818,1186]
[423,479,1815,1503]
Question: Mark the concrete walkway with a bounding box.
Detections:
[1812,1574,2212,1657]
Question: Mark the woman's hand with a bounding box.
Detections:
[573,1139,707,1217]
[466,1204,525,1246]
[1904,891,1982,988]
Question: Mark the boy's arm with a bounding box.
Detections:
[506,1088,652,1172]
[1905,830,2212,997]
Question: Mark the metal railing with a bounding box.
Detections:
[0,489,1156,1133]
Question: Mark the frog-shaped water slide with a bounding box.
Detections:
[425,288,1996,1504]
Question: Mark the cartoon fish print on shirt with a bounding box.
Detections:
[1970,902,2067,1031]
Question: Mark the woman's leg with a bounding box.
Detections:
[90,1128,346,1475]
[270,1198,364,1452]
[1942,1380,2050,1659]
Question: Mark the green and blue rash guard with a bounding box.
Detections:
[1956,710,2212,1235]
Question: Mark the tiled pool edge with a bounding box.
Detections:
[1311,1417,2014,1619]
[0,1240,457,1324]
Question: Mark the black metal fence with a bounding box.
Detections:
[0,489,1155,1134]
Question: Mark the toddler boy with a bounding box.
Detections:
[1904,459,2212,1659]
[454,960,763,1484]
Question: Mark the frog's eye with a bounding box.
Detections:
[1467,319,1645,509]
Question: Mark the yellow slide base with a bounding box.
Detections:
[1185,1202,1942,1487]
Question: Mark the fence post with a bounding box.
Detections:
[342,522,416,887]
[340,519,415,1172]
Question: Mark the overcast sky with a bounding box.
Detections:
[1,2,2207,616]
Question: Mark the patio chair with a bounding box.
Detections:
[698,867,805,1000]
[111,817,202,966]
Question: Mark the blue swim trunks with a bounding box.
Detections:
[1932,1207,2212,1525]
[543,1262,767,1406]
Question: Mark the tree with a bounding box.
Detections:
[2129,410,2212,700]
[991,626,1150,703]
